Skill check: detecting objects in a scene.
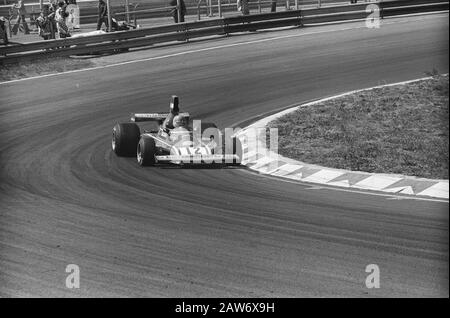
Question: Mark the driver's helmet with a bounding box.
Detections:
[170,126,191,145]
[173,115,187,128]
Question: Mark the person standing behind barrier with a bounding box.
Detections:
[47,1,57,39]
[0,16,8,45]
[238,0,249,15]
[169,0,186,23]
[97,0,109,30]
[11,0,30,35]
[36,5,49,40]
[271,0,277,12]
[49,0,58,13]
[36,4,56,40]
[55,1,70,38]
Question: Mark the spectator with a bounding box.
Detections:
[238,0,249,15]
[169,0,186,23]
[97,0,109,31]
[49,0,58,13]
[271,0,277,13]
[55,1,70,38]
[350,0,358,3]
[47,2,57,39]
[36,4,56,40]
[0,16,8,45]
[36,6,49,40]
[11,0,30,35]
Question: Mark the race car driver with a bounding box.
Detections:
[170,115,191,145]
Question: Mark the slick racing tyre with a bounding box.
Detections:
[222,135,243,165]
[137,137,156,166]
[112,123,141,157]
[192,122,218,135]
[200,122,217,134]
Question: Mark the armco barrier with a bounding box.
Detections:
[0,0,448,64]
[381,1,450,17]
[0,21,225,62]
[223,10,303,32]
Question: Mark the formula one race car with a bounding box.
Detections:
[112,96,242,166]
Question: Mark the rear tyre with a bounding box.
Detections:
[112,123,141,157]
[137,137,156,166]
[223,136,243,166]
[200,122,218,134]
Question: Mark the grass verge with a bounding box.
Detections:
[268,75,449,179]
[0,57,95,82]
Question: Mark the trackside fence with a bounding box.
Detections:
[0,0,448,64]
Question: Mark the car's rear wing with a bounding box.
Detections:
[131,112,190,122]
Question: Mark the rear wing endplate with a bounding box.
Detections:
[131,112,190,122]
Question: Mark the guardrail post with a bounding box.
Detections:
[133,3,139,26]
[49,16,55,39]
[30,6,36,32]
[7,18,11,40]
[177,0,182,23]
[106,0,112,32]
[298,7,302,27]
[208,0,213,17]
[197,0,202,20]
[125,0,130,23]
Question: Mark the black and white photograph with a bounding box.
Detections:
[0,0,448,304]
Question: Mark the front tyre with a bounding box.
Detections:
[112,123,141,157]
[137,137,156,166]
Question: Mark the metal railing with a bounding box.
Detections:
[0,0,448,63]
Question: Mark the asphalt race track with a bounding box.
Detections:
[0,14,449,297]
